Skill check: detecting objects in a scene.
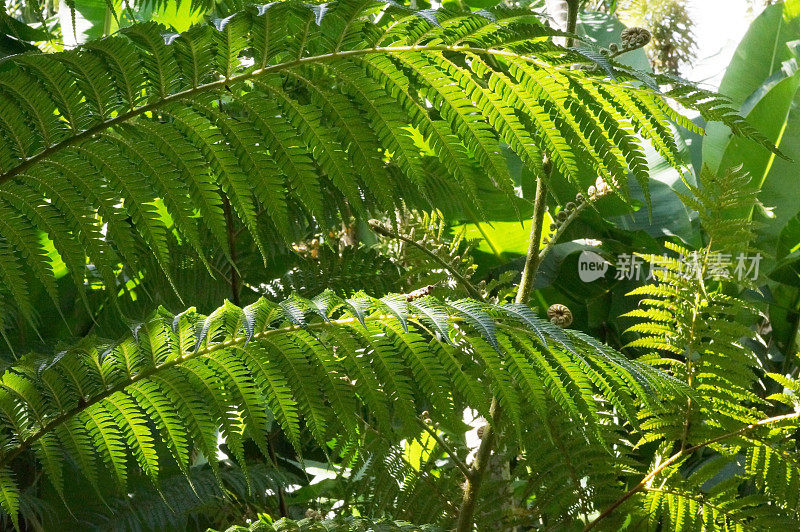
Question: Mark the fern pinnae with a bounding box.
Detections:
[346,319,419,430]
[287,69,393,208]
[429,341,492,422]
[492,303,548,347]
[290,328,361,438]
[333,57,426,181]
[0,97,32,165]
[393,52,512,192]
[496,331,548,422]
[105,393,160,482]
[262,83,361,215]
[574,79,650,202]
[178,358,251,478]
[237,93,325,222]
[375,294,409,333]
[74,141,171,269]
[408,297,453,345]
[510,329,585,426]
[108,129,208,262]
[56,52,116,121]
[212,13,249,81]
[122,134,224,259]
[0,241,35,327]
[163,105,267,260]
[0,71,61,150]
[540,339,604,428]
[322,0,377,52]
[472,55,579,183]
[36,158,132,275]
[205,350,272,457]
[464,334,522,440]
[86,38,146,112]
[149,371,220,477]
[305,291,336,322]
[402,9,470,47]
[325,325,393,432]
[15,56,89,135]
[453,52,546,176]
[0,202,59,308]
[33,432,66,506]
[389,88,484,210]
[598,83,684,169]
[250,3,289,70]
[239,343,301,448]
[0,467,19,530]
[508,60,617,188]
[193,98,291,238]
[261,334,330,446]
[448,298,498,350]
[171,25,216,89]
[123,23,182,100]
[369,7,437,47]
[380,319,455,427]
[129,380,192,473]
[0,183,88,311]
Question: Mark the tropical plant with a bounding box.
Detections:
[581,167,800,530]
[0,0,793,530]
[0,287,689,527]
[0,0,774,332]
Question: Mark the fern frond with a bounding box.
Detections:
[0,291,678,522]
[611,165,800,528]
[0,0,770,320]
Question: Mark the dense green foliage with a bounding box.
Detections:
[0,0,774,330]
[2,0,800,530]
[214,515,441,531]
[0,291,679,527]
[613,167,800,529]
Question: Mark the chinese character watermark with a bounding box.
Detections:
[578,251,762,283]
[614,254,643,281]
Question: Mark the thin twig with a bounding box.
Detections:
[368,220,484,301]
[416,419,472,480]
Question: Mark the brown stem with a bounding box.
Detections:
[455,398,501,532]
[455,155,555,530]
[447,6,574,531]
[371,214,501,529]
[565,0,579,48]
